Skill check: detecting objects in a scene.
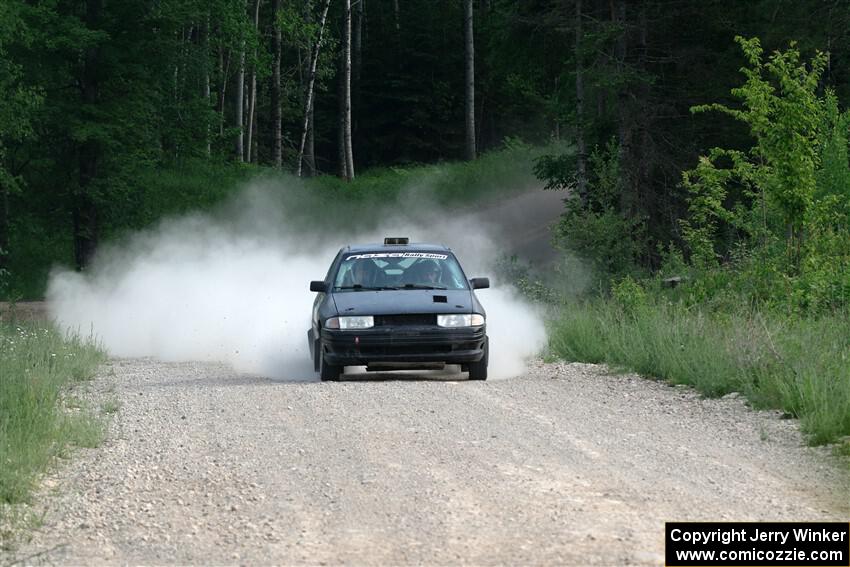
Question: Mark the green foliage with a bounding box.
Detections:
[306,141,544,205]
[493,255,563,305]
[555,207,644,279]
[0,3,42,196]
[816,91,850,200]
[0,322,105,506]
[611,275,648,316]
[4,158,259,299]
[680,148,760,267]
[691,37,826,242]
[122,159,262,229]
[277,2,319,50]
[682,37,850,312]
[533,151,577,191]
[547,139,645,280]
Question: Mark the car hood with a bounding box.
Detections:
[331,289,474,316]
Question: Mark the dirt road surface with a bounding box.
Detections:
[4,359,847,566]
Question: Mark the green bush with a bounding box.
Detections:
[681,38,850,314]
[547,139,646,282]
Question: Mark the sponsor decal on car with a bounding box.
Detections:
[345,253,448,260]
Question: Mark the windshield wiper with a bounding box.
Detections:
[334,285,385,291]
[400,284,447,290]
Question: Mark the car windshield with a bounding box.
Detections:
[333,252,469,291]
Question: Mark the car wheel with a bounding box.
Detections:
[319,354,342,382]
[467,337,488,381]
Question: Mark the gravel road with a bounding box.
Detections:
[4,359,848,566]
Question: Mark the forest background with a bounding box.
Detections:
[1,0,849,446]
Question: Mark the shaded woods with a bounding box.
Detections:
[1,0,850,304]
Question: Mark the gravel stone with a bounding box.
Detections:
[2,358,848,565]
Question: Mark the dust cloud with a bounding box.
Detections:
[47,178,549,380]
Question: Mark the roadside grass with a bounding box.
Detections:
[306,142,548,206]
[549,300,850,446]
[0,321,106,507]
[100,399,121,415]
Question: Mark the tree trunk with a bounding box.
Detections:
[338,51,346,178]
[271,0,282,167]
[235,2,246,162]
[203,16,212,155]
[635,2,653,259]
[613,0,631,215]
[343,0,354,180]
[305,99,315,175]
[296,0,332,177]
[301,0,316,176]
[250,79,258,162]
[353,0,363,135]
[0,183,8,279]
[246,0,261,163]
[179,25,194,105]
[477,0,494,150]
[75,0,102,270]
[575,0,587,203]
[463,0,476,161]
[219,47,229,138]
[235,53,244,161]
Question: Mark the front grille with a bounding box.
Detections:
[357,344,452,355]
[374,314,436,327]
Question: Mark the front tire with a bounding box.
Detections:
[319,354,342,382]
[467,337,488,381]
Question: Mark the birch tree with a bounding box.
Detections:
[352,0,363,135]
[342,0,354,180]
[296,0,331,177]
[301,0,316,176]
[245,0,261,163]
[218,46,229,138]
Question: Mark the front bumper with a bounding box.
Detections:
[320,325,487,366]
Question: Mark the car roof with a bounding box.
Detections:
[342,242,452,254]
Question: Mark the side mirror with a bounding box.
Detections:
[310,280,328,292]
[470,277,490,290]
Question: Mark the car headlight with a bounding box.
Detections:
[325,316,374,330]
[437,314,485,327]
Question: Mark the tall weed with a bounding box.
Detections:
[549,297,850,445]
[0,322,105,504]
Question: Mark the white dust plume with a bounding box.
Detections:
[47,179,547,380]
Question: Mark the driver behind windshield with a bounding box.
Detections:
[407,260,443,287]
[344,260,379,288]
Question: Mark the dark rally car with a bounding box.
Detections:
[307,238,489,381]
